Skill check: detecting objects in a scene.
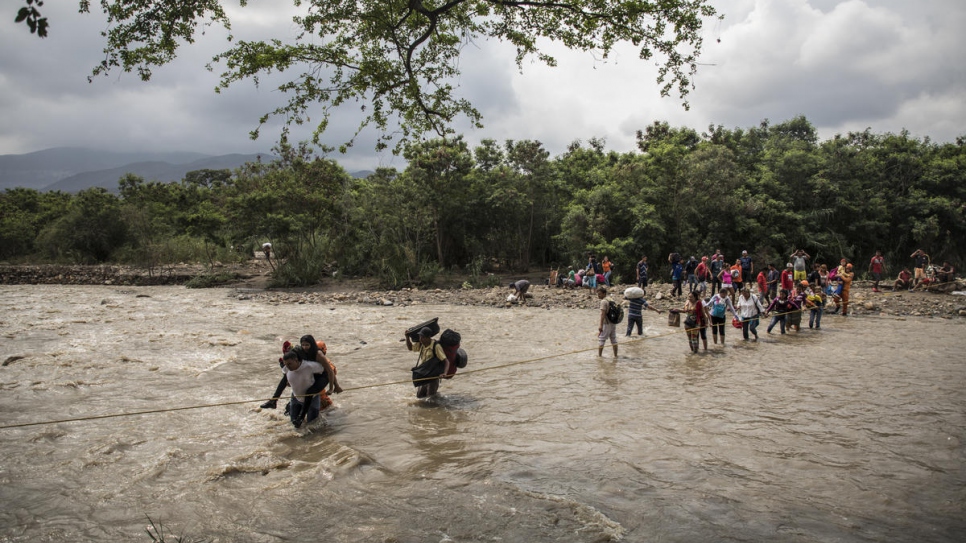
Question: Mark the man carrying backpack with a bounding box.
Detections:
[596,287,619,358]
[406,327,451,399]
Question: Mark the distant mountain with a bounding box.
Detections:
[0,148,372,193]
[0,147,216,191]
[44,154,269,193]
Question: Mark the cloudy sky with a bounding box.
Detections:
[1,0,963,171]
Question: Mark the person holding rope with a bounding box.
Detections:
[407,327,451,398]
[681,290,710,353]
[708,286,740,346]
[261,336,341,413]
[766,289,795,335]
[281,348,332,428]
[737,287,767,341]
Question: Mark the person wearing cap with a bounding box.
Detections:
[739,250,754,292]
[780,262,795,292]
[789,249,810,282]
[695,256,710,293]
[406,327,451,398]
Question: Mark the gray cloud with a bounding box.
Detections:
[1,0,963,171]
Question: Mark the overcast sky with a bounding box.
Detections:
[1,0,963,171]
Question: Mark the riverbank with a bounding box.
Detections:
[2,262,964,319]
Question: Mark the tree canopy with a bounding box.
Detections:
[4,117,964,289]
[17,0,718,151]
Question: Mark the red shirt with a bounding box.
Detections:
[870,256,885,273]
[780,269,794,290]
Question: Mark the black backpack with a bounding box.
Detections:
[606,301,625,324]
[439,329,468,369]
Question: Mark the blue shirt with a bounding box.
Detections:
[628,298,649,317]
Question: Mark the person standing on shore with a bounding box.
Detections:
[597,287,619,357]
[790,249,810,283]
[910,249,929,289]
[601,256,613,286]
[685,256,698,293]
[670,258,684,298]
[636,255,649,293]
[869,251,886,292]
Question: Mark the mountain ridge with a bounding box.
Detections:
[0,148,372,192]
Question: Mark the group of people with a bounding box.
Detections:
[557,255,615,291]
[259,327,459,428]
[259,335,343,428]
[607,246,956,355]
[260,248,957,422]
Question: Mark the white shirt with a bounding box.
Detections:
[737,294,765,319]
[283,360,324,396]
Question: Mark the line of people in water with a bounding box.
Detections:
[596,251,889,355]
[263,248,957,425]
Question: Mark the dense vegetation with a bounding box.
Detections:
[2,117,963,288]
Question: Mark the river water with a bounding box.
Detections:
[0,285,963,542]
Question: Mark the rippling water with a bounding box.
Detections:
[0,285,964,542]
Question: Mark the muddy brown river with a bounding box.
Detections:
[1,285,964,542]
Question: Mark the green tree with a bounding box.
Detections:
[36,188,128,262]
[24,1,717,151]
[401,137,474,267]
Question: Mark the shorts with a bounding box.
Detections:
[914,267,925,279]
[872,272,882,281]
[793,270,807,282]
[598,323,618,345]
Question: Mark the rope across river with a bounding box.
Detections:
[0,306,852,431]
